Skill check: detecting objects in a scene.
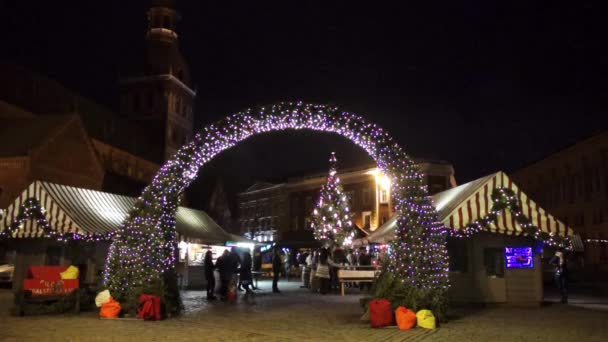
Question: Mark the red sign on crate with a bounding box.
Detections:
[23,266,79,296]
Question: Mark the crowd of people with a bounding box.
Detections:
[309,246,375,294]
[203,246,255,301]
[203,245,380,300]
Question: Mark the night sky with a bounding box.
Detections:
[2,1,607,206]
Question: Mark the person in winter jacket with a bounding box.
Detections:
[216,249,230,300]
[204,250,217,300]
[239,251,254,294]
[272,248,283,293]
[315,248,330,294]
[549,248,569,303]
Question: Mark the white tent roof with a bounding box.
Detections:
[0,181,250,245]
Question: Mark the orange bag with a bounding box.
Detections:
[100,297,121,319]
[395,306,417,330]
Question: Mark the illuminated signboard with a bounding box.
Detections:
[504,247,534,269]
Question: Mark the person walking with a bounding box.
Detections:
[204,250,217,300]
[550,248,569,303]
[272,248,282,293]
[301,252,311,288]
[316,248,331,294]
[309,249,320,292]
[216,249,230,300]
[283,250,291,281]
[239,251,254,294]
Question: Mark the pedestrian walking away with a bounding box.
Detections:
[272,248,282,293]
[204,250,217,300]
[216,249,230,300]
[239,251,254,294]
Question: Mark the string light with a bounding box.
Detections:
[448,187,571,249]
[0,198,112,242]
[586,238,608,244]
[102,101,450,306]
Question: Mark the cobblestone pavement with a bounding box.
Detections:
[2,280,608,341]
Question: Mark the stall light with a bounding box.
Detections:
[236,242,254,250]
[178,241,189,250]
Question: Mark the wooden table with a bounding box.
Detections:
[337,269,378,296]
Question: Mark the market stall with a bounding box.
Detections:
[0,181,252,291]
[359,171,576,305]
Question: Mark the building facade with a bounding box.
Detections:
[0,115,105,208]
[511,131,608,269]
[237,160,456,245]
[0,1,196,203]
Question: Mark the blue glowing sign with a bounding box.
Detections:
[504,247,534,269]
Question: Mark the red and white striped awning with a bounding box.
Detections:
[439,171,572,237]
[364,171,574,244]
[0,181,241,244]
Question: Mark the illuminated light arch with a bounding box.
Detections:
[104,101,449,310]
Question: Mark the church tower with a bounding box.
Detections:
[119,0,195,162]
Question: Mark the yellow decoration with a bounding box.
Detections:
[416,309,436,329]
[60,265,79,280]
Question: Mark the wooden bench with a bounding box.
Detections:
[337,269,378,296]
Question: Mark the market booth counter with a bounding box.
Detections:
[0,181,250,294]
[362,171,574,306]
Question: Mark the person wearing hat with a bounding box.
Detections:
[549,248,569,304]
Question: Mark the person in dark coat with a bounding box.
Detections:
[227,247,241,295]
[272,248,283,293]
[549,248,569,303]
[204,250,217,300]
[330,247,346,292]
[357,247,372,292]
[216,249,230,300]
[239,251,254,294]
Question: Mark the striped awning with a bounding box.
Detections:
[365,171,574,244]
[0,181,243,244]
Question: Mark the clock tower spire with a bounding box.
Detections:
[120,0,196,162]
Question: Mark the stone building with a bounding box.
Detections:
[0,0,195,204]
[511,130,608,270]
[237,160,456,246]
[0,115,104,208]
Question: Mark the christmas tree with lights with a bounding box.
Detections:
[309,152,356,247]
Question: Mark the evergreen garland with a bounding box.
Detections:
[0,198,111,242]
[449,187,570,248]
